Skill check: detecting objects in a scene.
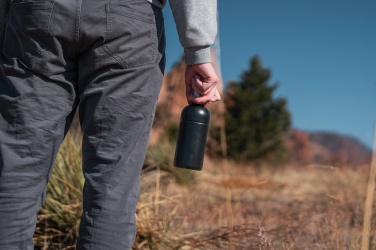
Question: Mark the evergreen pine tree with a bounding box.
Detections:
[225,56,291,161]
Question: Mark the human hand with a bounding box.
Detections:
[185,63,221,105]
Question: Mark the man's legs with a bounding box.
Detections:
[76,1,165,249]
[0,0,165,248]
[0,0,78,248]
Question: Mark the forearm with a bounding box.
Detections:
[169,0,217,65]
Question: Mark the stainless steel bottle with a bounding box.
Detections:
[174,103,210,171]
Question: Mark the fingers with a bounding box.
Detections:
[185,84,193,104]
[185,63,221,105]
[185,65,195,103]
[188,83,221,105]
[191,63,218,85]
[192,75,217,96]
[211,88,221,102]
[186,63,219,93]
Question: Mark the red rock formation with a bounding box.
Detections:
[286,129,371,166]
[286,130,313,164]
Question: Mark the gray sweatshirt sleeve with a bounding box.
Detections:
[169,0,218,65]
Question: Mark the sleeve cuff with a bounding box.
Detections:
[184,46,211,65]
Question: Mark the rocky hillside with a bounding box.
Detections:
[287,129,371,166]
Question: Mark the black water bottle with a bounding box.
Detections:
[174,102,210,171]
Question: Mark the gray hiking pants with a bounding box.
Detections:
[0,0,165,249]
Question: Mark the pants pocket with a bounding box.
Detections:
[102,4,158,69]
[3,0,55,67]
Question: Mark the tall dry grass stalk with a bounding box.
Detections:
[218,100,232,209]
[361,128,376,250]
[215,78,234,249]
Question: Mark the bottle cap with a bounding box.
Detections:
[181,105,210,124]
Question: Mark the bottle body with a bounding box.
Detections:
[174,104,210,171]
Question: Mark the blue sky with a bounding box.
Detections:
[162,0,376,149]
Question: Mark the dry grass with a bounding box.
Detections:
[34,134,83,249]
[137,159,375,249]
[34,134,376,249]
[33,135,198,250]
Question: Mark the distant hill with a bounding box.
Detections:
[287,129,371,166]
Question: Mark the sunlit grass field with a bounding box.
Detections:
[34,134,375,249]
